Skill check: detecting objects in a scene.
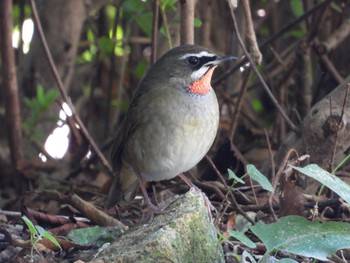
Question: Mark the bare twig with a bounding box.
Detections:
[230,140,248,168]
[104,1,123,136]
[229,69,251,141]
[214,0,333,86]
[113,23,132,133]
[227,1,298,132]
[268,149,300,221]
[241,0,262,64]
[295,40,312,117]
[264,129,275,182]
[37,190,128,231]
[318,16,350,52]
[340,84,349,121]
[0,0,23,167]
[0,0,28,191]
[200,0,213,47]
[205,155,255,224]
[29,0,113,176]
[330,85,349,172]
[317,51,344,84]
[180,0,195,44]
[151,0,160,64]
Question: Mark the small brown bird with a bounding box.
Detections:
[105,45,234,210]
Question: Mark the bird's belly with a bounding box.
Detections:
[124,93,219,182]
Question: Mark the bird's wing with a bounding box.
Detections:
[105,87,150,208]
[110,84,152,165]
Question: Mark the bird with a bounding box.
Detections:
[105,44,235,211]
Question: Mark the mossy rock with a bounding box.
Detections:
[98,188,224,263]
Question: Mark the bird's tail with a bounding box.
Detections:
[104,163,139,209]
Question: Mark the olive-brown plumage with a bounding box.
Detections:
[105,45,234,209]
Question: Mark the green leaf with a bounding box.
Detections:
[106,4,117,21]
[99,36,114,56]
[246,164,274,192]
[252,98,263,112]
[134,60,148,80]
[23,97,34,108]
[251,215,350,260]
[235,212,256,233]
[242,250,257,263]
[278,259,299,263]
[259,255,298,263]
[259,25,270,37]
[160,0,177,11]
[22,216,38,236]
[43,233,62,250]
[43,232,62,250]
[135,12,153,37]
[78,49,94,63]
[227,169,245,184]
[290,0,304,17]
[35,225,46,237]
[35,225,62,250]
[290,164,350,204]
[194,18,202,28]
[45,89,58,105]
[286,29,305,39]
[86,28,95,42]
[122,0,146,16]
[229,231,256,248]
[36,84,46,108]
[159,26,167,37]
[330,2,342,13]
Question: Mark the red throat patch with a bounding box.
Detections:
[187,66,217,95]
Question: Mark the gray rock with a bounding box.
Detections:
[97,188,224,263]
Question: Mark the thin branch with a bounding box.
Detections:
[180,0,195,44]
[37,190,128,230]
[227,1,298,132]
[315,47,344,84]
[241,0,262,64]
[205,155,255,224]
[214,0,333,86]
[264,129,275,183]
[229,68,251,141]
[0,0,23,167]
[200,0,213,47]
[151,0,160,64]
[104,1,123,136]
[160,3,173,49]
[318,15,350,52]
[0,0,28,192]
[29,0,113,176]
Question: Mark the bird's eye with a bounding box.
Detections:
[188,56,199,66]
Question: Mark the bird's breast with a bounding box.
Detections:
[123,88,219,182]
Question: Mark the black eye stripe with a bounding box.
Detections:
[187,56,217,69]
[200,56,217,64]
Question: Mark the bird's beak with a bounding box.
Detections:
[206,55,236,67]
[216,55,237,63]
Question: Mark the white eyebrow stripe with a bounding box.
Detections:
[180,51,215,59]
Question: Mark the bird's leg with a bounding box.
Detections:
[178,173,194,187]
[137,178,165,213]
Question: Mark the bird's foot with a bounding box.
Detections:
[139,200,169,223]
[145,199,168,214]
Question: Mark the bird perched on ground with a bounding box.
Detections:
[105,45,234,211]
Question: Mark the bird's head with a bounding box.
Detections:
[147,45,236,95]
